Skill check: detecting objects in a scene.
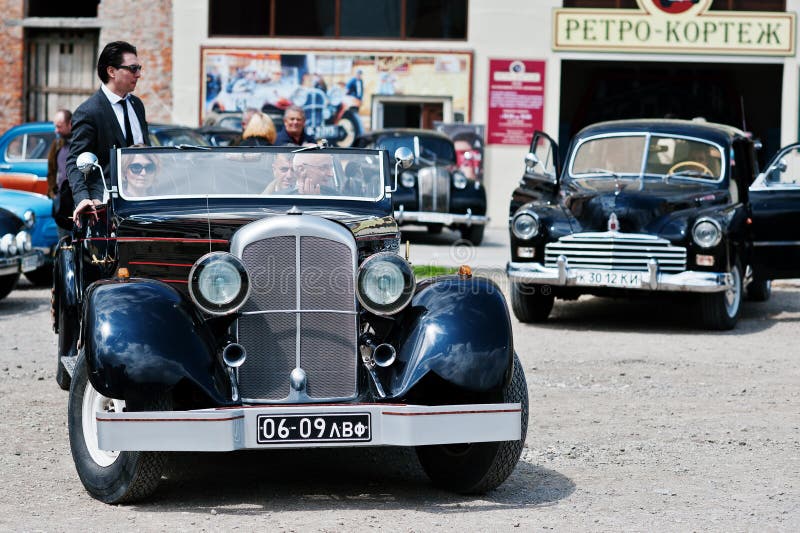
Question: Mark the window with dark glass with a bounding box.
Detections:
[274,0,335,37]
[208,0,467,39]
[563,0,786,10]
[27,0,98,17]
[406,0,467,39]
[210,0,270,36]
[340,0,401,38]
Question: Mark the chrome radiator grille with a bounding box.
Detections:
[544,232,687,272]
[417,166,450,213]
[232,216,358,403]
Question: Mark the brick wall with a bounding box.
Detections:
[98,0,173,124]
[0,0,173,134]
[0,0,25,133]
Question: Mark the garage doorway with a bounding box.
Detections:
[559,60,783,166]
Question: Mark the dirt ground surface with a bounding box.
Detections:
[1,262,798,531]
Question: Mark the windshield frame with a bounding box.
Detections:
[112,146,387,203]
[567,131,726,184]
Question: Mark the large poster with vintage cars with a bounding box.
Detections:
[202,48,473,147]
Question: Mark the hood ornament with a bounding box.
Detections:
[607,213,620,232]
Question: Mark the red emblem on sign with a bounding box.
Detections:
[651,0,698,14]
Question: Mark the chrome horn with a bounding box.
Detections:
[222,343,247,402]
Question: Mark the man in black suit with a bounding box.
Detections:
[66,41,149,226]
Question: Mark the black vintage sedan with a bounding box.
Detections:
[0,204,44,300]
[54,144,527,503]
[354,129,488,244]
[507,118,800,330]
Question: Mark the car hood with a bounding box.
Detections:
[0,188,52,218]
[115,207,399,243]
[563,177,727,233]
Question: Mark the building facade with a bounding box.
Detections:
[2,0,799,227]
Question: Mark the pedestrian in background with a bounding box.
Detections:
[240,112,276,146]
[274,106,315,146]
[66,40,149,227]
[47,109,74,237]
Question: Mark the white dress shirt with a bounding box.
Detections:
[101,83,145,146]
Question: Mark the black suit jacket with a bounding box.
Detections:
[66,88,148,205]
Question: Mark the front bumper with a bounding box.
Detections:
[0,251,44,276]
[394,207,488,227]
[507,259,731,293]
[96,402,522,451]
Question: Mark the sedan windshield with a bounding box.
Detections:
[571,134,723,180]
[374,135,456,165]
[116,147,385,201]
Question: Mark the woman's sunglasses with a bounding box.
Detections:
[127,162,156,175]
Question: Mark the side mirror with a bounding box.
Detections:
[392,147,414,192]
[524,152,540,172]
[776,158,788,173]
[76,152,99,176]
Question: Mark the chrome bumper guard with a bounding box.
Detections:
[507,258,731,293]
[96,402,522,451]
[0,251,44,276]
[394,207,488,226]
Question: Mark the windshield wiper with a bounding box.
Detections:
[581,168,644,192]
[175,144,211,150]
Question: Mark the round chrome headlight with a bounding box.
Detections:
[512,212,540,240]
[23,209,35,228]
[400,171,416,188]
[356,252,416,316]
[453,171,468,190]
[692,218,722,248]
[0,234,17,255]
[188,252,250,315]
[15,231,31,253]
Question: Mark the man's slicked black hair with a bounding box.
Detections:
[97,41,138,83]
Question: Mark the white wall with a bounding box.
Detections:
[173,0,798,226]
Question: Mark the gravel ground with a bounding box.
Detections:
[1,266,798,531]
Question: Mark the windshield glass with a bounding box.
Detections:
[571,134,723,180]
[374,135,456,165]
[116,148,385,201]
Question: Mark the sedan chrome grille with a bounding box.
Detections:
[544,232,687,272]
[417,166,450,213]
[231,215,358,403]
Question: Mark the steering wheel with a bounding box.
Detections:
[667,160,713,176]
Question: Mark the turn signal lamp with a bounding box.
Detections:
[117,267,130,279]
[695,254,715,267]
[458,265,473,278]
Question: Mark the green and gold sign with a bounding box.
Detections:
[553,0,795,56]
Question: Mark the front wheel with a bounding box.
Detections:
[746,278,772,302]
[460,225,485,246]
[416,353,529,494]
[25,265,53,286]
[510,281,554,323]
[698,261,742,330]
[0,273,20,300]
[68,352,168,504]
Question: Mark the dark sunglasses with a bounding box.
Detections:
[127,162,156,175]
[116,64,143,74]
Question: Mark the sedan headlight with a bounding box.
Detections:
[189,252,250,315]
[692,218,722,248]
[0,233,17,255]
[453,171,468,189]
[400,171,416,188]
[512,212,540,240]
[23,209,35,228]
[356,252,416,316]
[15,231,31,253]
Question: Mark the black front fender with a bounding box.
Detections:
[386,276,514,398]
[82,278,231,404]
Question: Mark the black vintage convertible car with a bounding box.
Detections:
[507,118,800,330]
[53,143,527,503]
[0,204,43,300]
[354,129,488,244]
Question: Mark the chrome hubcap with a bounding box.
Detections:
[724,266,741,317]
